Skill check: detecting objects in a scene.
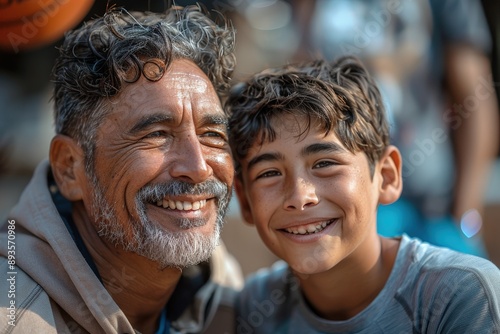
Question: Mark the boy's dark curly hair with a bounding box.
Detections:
[226,56,390,177]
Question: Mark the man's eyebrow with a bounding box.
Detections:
[247,152,285,171]
[301,142,346,156]
[129,113,174,134]
[200,114,228,127]
[129,112,227,134]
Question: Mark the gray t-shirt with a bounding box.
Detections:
[236,235,500,333]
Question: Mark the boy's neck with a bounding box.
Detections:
[298,236,400,321]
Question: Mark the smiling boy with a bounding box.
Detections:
[226,57,500,333]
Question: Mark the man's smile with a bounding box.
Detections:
[154,198,208,211]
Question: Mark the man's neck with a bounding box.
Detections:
[72,202,182,334]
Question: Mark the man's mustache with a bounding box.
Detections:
[137,179,230,204]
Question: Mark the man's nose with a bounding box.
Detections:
[168,133,212,183]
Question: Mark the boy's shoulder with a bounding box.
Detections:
[400,234,499,278]
[392,235,500,328]
[393,235,500,297]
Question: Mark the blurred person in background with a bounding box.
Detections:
[480,0,500,267]
[229,0,499,259]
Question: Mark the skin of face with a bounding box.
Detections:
[235,114,400,276]
[78,59,234,267]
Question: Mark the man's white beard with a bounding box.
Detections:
[90,175,229,269]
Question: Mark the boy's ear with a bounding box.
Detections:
[377,145,403,205]
[49,134,86,201]
[234,178,255,225]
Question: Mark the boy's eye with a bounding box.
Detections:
[313,160,337,169]
[256,170,281,179]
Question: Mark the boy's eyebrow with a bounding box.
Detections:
[247,152,285,171]
[301,142,346,156]
[246,142,345,171]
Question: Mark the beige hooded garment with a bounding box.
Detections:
[0,160,243,333]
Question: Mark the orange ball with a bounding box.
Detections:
[0,0,95,52]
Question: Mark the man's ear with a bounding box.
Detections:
[49,134,86,201]
[378,145,403,205]
[234,178,255,225]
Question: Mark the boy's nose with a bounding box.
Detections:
[283,177,319,210]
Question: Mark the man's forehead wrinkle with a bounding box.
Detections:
[168,73,210,93]
[170,71,207,79]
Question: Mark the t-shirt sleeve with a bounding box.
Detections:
[416,261,500,332]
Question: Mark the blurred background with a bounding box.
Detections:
[1,0,499,276]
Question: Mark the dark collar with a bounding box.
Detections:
[47,169,102,282]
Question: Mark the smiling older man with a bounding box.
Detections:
[0,6,242,334]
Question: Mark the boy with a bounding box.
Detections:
[225,57,500,333]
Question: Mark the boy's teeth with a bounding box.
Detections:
[285,220,331,235]
[157,199,206,211]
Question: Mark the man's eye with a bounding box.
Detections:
[204,131,223,138]
[144,131,167,138]
[200,130,228,148]
[202,130,228,140]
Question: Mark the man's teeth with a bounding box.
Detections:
[155,199,207,211]
[285,221,331,235]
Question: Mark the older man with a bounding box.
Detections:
[0,6,242,334]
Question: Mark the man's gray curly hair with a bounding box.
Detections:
[52,5,235,173]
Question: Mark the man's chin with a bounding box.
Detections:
[132,222,220,268]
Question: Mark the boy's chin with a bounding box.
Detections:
[288,259,338,277]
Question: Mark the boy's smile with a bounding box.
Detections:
[282,218,336,236]
[236,114,386,275]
